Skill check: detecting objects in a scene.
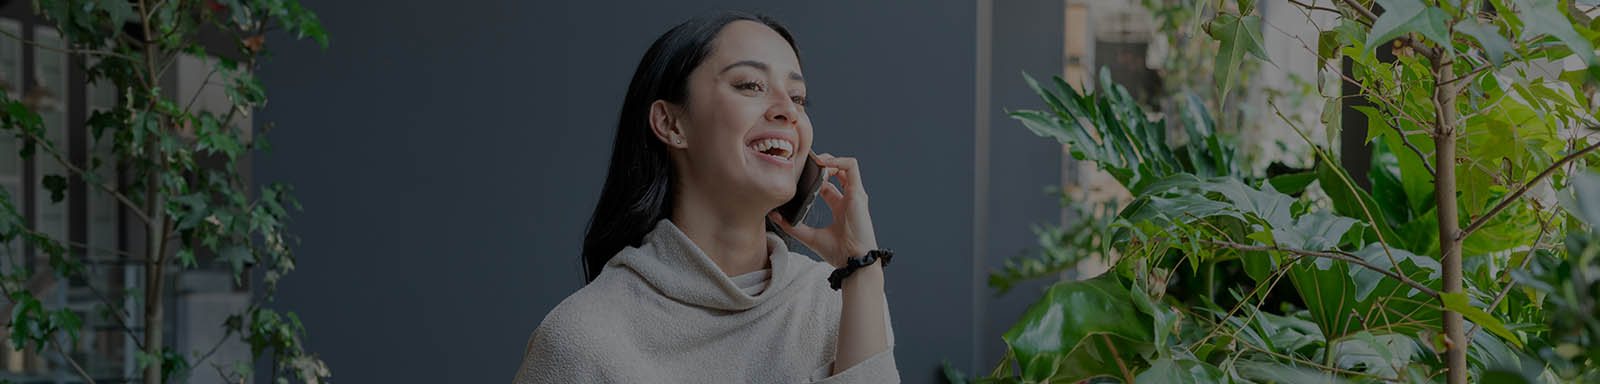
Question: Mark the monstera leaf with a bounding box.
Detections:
[1002,274,1154,382]
[1010,68,1235,195]
[1285,243,1444,347]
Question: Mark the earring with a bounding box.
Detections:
[675,137,683,145]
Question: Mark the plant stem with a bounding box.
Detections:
[1198,240,1440,298]
[1431,51,1468,384]
[1103,334,1133,383]
[51,337,96,384]
[137,1,168,383]
[1459,139,1600,241]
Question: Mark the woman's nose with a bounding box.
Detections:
[765,93,800,125]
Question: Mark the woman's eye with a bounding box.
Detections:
[791,95,808,107]
[734,81,764,92]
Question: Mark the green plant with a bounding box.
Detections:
[958,0,1600,376]
[0,0,327,383]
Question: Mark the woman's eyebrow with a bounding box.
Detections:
[721,60,805,82]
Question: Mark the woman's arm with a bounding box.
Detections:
[769,153,894,376]
[833,262,888,374]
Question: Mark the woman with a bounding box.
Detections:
[513,11,898,383]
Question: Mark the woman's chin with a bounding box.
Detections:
[753,182,797,205]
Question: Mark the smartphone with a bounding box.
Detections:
[776,153,825,226]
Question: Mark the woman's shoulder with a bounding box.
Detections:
[519,272,639,373]
[517,287,621,382]
[533,271,638,340]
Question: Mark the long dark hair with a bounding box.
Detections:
[581,11,799,283]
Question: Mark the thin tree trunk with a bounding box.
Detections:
[142,247,163,384]
[138,0,166,381]
[1432,52,1468,384]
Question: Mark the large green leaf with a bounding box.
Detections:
[1365,0,1451,53]
[1013,69,1235,195]
[1563,172,1600,234]
[1002,274,1154,382]
[1134,353,1224,383]
[1233,359,1352,383]
[1353,105,1435,216]
[1272,210,1359,252]
[1208,12,1269,106]
[1136,174,1295,226]
[1455,21,1516,66]
[1330,332,1422,379]
[1317,161,1406,250]
[1515,0,1600,79]
[1288,243,1441,342]
[1441,292,1523,347]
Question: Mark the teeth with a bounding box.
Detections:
[749,138,794,159]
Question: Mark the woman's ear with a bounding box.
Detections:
[648,100,686,148]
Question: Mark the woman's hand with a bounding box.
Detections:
[769,153,878,268]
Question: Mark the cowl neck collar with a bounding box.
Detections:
[607,219,801,311]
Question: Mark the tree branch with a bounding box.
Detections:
[1377,114,1437,176]
[50,336,97,384]
[1286,0,1344,14]
[1200,239,1441,298]
[0,28,138,62]
[1102,334,1133,383]
[1440,63,1492,88]
[1459,139,1600,240]
[1333,0,1441,61]
[16,129,155,226]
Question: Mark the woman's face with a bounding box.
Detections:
[673,20,812,211]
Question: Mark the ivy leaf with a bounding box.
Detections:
[1364,0,1451,55]
[92,0,134,24]
[177,248,197,269]
[49,309,81,345]
[1441,292,1523,347]
[1318,30,1341,60]
[1238,0,1258,15]
[8,291,40,349]
[218,245,254,276]
[1455,21,1516,66]
[41,175,67,203]
[1209,13,1270,106]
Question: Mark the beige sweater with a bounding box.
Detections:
[513,219,899,383]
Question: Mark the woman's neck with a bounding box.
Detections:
[670,183,772,277]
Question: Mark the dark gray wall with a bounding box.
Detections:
[976,0,1071,371]
[254,1,975,382]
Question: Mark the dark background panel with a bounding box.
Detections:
[255,1,976,382]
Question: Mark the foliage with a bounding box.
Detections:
[955,0,1600,379]
[0,0,327,383]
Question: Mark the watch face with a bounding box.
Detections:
[778,153,825,226]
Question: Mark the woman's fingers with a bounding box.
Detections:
[819,180,845,206]
[817,156,865,199]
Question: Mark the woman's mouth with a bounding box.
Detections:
[748,137,794,165]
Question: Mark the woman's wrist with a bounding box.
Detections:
[840,262,884,291]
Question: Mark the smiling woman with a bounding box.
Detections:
[512,10,899,383]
